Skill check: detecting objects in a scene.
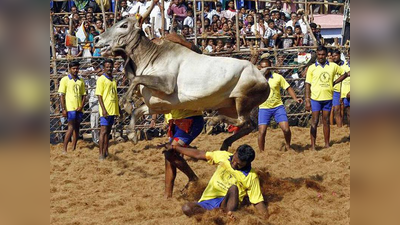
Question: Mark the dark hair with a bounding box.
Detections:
[294,25,301,29]
[69,61,80,67]
[286,26,293,30]
[103,59,114,66]
[332,49,341,55]
[187,9,193,14]
[237,144,255,163]
[310,22,317,29]
[259,58,271,66]
[267,19,274,24]
[316,45,327,53]
[183,25,190,29]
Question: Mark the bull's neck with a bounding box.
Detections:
[130,35,160,75]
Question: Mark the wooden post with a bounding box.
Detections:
[68,11,73,56]
[50,14,57,76]
[100,0,108,31]
[193,0,197,45]
[305,0,308,16]
[201,0,205,35]
[114,0,119,25]
[234,0,240,51]
[255,0,259,12]
[151,16,155,39]
[161,0,165,37]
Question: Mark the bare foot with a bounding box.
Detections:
[180,178,199,193]
[324,144,330,148]
[99,155,106,161]
[285,145,295,151]
[62,150,67,154]
[227,211,236,221]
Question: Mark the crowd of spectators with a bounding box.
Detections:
[51,0,345,58]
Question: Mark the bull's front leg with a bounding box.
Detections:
[127,104,150,144]
[131,75,176,95]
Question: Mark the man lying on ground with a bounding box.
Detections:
[164,143,268,218]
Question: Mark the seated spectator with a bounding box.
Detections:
[293,25,304,46]
[211,14,220,24]
[182,25,190,37]
[251,15,267,37]
[205,39,215,53]
[224,40,234,52]
[217,23,233,36]
[239,7,247,20]
[282,26,294,49]
[264,19,282,48]
[189,27,194,35]
[241,23,252,36]
[214,39,225,52]
[211,23,219,34]
[184,9,194,28]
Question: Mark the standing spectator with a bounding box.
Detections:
[285,12,299,30]
[95,19,104,34]
[264,19,282,48]
[341,49,350,127]
[282,26,294,49]
[86,12,95,26]
[96,59,120,160]
[183,9,194,28]
[84,60,102,145]
[58,61,86,153]
[167,0,187,26]
[332,49,350,127]
[251,15,267,37]
[303,22,318,46]
[257,58,303,152]
[221,0,237,20]
[296,9,308,34]
[120,0,133,17]
[209,2,223,19]
[305,46,349,150]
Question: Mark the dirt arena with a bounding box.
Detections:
[50,126,350,225]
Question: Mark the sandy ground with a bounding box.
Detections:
[50,126,350,225]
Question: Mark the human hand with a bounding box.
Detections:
[305,100,311,112]
[165,32,184,44]
[76,106,83,112]
[150,119,156,128]
[296,98,303,104]
[102,111,109,117]
[346,92,350,100]
[62,109,67,117]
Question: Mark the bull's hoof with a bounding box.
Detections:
[128,132,138,144]
[205,125,213,135]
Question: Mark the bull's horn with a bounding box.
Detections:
[140,0,156,24]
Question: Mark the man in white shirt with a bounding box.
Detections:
[285,12,299,30]
[129,0,150,16]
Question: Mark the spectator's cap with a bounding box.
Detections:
[296,9,304,15]
[260,52,270,59]
[69,61,80,68]
[270,9,279,14]
[216,2,222,7]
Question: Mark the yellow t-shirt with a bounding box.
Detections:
[58,75,86,111]
[259,73,290,109]
[333,61,350,92]
[341,62,350,98]
[170,109,202,119]
[95,75,119,116]
[306,61,345,101]
[199,151,264,205]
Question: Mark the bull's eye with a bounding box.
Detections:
[120,23,128,28]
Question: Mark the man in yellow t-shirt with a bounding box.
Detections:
[164,143,268,218]
[95,59,120,160]
[332,49,350,127]
[58,61,86,153]
[341,49,350,127]
[163,109,204,198]
[305,46,350,150]
[257,59,303,152]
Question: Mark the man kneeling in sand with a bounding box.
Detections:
[164,143,268,218]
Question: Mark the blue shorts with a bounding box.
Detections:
[311,99,332,112]
[172,116,204,145]
[100,116,115,126]
[343,98,350,107]
[258,105,288,125]
[67,111,83,122]
[333,91,341,106]
[198,197,225,210]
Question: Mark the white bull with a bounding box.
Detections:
[94,3,270,149]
